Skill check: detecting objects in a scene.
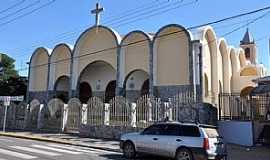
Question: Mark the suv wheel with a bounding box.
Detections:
[175,148,193,160]
[123,141,136,159]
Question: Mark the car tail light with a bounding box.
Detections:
[203,138,210,150]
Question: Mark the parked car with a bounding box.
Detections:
[120,122,227,160]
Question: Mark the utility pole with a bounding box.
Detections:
[0,54,3,76]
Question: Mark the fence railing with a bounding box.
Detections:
[0,91,204,131]
[219,93,270,121]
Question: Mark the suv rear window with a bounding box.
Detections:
[180,125,200,137]
[204,128,219,138]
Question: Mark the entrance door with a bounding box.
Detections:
[105,80,116,103]
[79,82,92,103]
[141,79,149,96]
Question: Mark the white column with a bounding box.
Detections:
[147,98,152,122]
[164,102,172,120]
[23,104,30,129]
[61,104,68,132]
[37,104,44,129]
[104,103,110,125]
[130,103,136,127]
[81,104,88,125]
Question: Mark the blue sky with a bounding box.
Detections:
[0,0,270,76]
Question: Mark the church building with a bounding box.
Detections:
[27,3,266,106]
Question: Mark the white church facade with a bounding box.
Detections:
[27,4,266,106]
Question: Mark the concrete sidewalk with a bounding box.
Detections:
[0,131,120,152]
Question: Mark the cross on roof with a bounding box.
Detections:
[91,3,104,26]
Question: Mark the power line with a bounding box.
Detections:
[0,0,41,21]
[111,0,198,28]
[0,0,56,28]
[8,0,195,56]
[9,0,186,53]
[16,5,270,73]
[0,0,26,14]
[104,0,165,22]
[104,0,185,25]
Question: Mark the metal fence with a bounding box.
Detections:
[0,91,205,131]
[219,93,270,121]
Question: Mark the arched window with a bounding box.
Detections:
[245,48,251,59]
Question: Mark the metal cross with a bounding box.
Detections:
[91,3,104,26]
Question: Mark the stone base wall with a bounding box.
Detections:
[79,124,143,140]
[126,90,140,102]
[28,91,47,103]
[92,91,105,98]
[154,85,194,100]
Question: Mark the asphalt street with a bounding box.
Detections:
[0,136,165,160]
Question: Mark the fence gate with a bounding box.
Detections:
[136,95,161,128]
[66,98,82,132]
[87,97,104,126]
[14,102,27,129]
[109,96,130,126]
[43,98,64,131]
[170,92,198,122]
[28,99,40,129]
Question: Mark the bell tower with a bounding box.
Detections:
[240,28,257,64]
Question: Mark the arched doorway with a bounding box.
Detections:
[78,61,117,101]
[79,82,92,103]
[141,79,149,96]
[54,76,69,103]
[105,80,116,103]
[124,70,149,101]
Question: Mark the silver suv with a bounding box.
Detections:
[120,122,227,160]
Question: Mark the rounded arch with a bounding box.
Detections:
[72,25,121,90]
[121,30,152,46]
[218,38,231,93]
[119,31,152,88]
[29,47,50,91]
[54,75,70,103]
[49,43,72,90]
[238,48,247,67]
[240,86,254,97]
[124,69,149,100]
[54,75,70,91]
[121,31,152,73]
[153,24,192,86]
[77,60,116,91]
[202,26,219,100]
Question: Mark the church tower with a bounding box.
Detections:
[240,28,257,64]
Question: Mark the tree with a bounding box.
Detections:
[0,76,27,97]
[0,53,18,81]
[0,54,26,97]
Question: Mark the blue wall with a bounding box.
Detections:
[218,121,253,146]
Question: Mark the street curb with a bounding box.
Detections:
[0,132,121,153]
